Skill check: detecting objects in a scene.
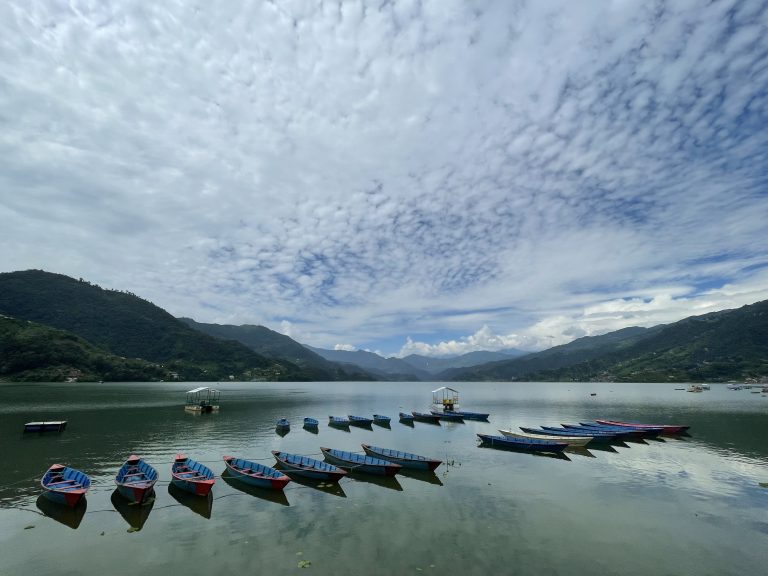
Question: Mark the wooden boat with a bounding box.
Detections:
[595,419,690,435]
[548,425,634,438]
[373,414,391,424]
[272,450,347,482]
[222,456,291,490]
[276,418,290,429]
[328,415,351,427]
[575,422,663,437]
[450,410,489,421]
[520,427,616,442]
[361,444,442,471]
[411,411,441,424]
[170,454,215,496]
[430,410,464,422]
[25,421,67,433]
[41,464,90,507]
[477,433,568,453]
[398,412,414,422]
[115,455,158,504]
[303,417,319,428]
[348,415,373,426]
[320,447,401,476]
[499,429,593,447]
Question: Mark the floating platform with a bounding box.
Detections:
[24,421,67,433]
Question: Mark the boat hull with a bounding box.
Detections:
[171,455,216,496]
[223,456,291,490]
[41,464,90,508]
[321,447,401,476]
[411,411,441,423]
[115,455,158,504]
[450,410,490,421]
[272,451,347,482]
[594,419,690,435]
[25,421,67,433]
[499,430,593,447]
[477,434,568,453]
[361,444,442,471]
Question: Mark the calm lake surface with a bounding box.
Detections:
[1,381,766,575]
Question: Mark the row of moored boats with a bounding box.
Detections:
[478,419,691,453]
[40,443,445,509]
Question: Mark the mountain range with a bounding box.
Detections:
[1,269,766,383]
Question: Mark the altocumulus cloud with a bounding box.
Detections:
[1,1,767,356]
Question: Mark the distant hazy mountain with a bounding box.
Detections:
[443,302,768,382]
[180,318,374,381]
[0,270,326,381]
[306,346,431,381]
[401,349,529,374]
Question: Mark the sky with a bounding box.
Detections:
[2,0,768,358]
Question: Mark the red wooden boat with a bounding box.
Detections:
[171,454,216,496]
[595,419,689,435]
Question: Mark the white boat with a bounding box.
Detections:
[699,383,710,390]
[726,384,743,390]
[687,385,703,393]
[184,387,220,413]
[498,429,593,447]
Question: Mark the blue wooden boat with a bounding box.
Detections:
[272,450,348,482]
[25,421,67,433]
[411,411,441,424]
[223,456,291,490]
[540,425,623,438]
[41,464,90,508]
[519,427,615,442]
[115,455,158,504]
[328,416,351,427]
[303,417,319,428]
[450,410,490,421]
[361,444,442,471]
[276,418,291,429]
[348,415,373,426]
[577,422,663,437]
[558,424,638,437]
[171,454,215,496]
[320,447,401,476]
[373,414,391,424]
[477,433,568,453]
[430,410,464,422]
[398,412,414,421]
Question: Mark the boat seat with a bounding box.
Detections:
[48,480,81,487]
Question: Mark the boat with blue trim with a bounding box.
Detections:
[329,416,351,427]
[41,464,90,507]
[430,410,464,422]
[272,450,348,482]
[223,456,291,490]
[373,414,391,424]
[411,411,441,424]
[348,415,373,426]
[171,454,215,496]
[320,447,402,476]
[595,419,690,435]
[477,433,568,453]
[361,444,442,471]
[499,429,593,446]
[115,455,158,504]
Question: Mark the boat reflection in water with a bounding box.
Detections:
[36,494,87,529]
[398,468,444,486]
[347,472,403,492]
[111,489,155,532]
[281,473,348,498]
[168,483,213,519]
[477,443,572,462]
[221,471,290,506]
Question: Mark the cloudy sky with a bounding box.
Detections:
[2,0,767,357]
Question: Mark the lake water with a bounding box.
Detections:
[1,381,766,575]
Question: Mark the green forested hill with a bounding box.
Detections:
[179,318,375,381]
[0,315,166,382]
[444,301,768,382]
[0,270,321,381]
